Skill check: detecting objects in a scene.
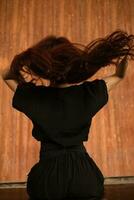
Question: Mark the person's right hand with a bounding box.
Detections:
[115,56,128,70]
[115,56,128,78]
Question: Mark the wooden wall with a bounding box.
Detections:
[0,0,134,182]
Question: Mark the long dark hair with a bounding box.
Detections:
[8,29,134,87]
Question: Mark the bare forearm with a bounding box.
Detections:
[0,67,13,80]
[115,56,128,78]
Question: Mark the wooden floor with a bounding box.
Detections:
[104,184,134,200]
[0,184,134,200]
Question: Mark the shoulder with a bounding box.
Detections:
[85,78,108,92]
[86,75,122,94]
[85,78,109,103]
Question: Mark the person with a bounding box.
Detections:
[0,29,134,200]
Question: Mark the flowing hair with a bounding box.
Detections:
[8,29,134,87]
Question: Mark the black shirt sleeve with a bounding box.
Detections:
[86,79,109,117]
[12,82,36,119]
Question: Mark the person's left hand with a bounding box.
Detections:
[20,66,50,86]
[20,66,39,83]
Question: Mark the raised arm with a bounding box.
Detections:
[0,66,35,92]
[0,67,18,92]
[0,65,50,92]
[102,56,129,92]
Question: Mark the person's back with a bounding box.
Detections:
[1,30,133,200]
[0,60,129,200]
[12,77,109,199]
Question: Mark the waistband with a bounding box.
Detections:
[39,141,87,161]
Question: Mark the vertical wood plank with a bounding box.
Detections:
[0,0,134,182]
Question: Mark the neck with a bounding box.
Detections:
[56,81,85,88]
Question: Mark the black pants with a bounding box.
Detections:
[26,141,104,200]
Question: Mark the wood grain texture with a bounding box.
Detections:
[0,0,134,182]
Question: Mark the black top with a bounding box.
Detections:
[12,79,108,147]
